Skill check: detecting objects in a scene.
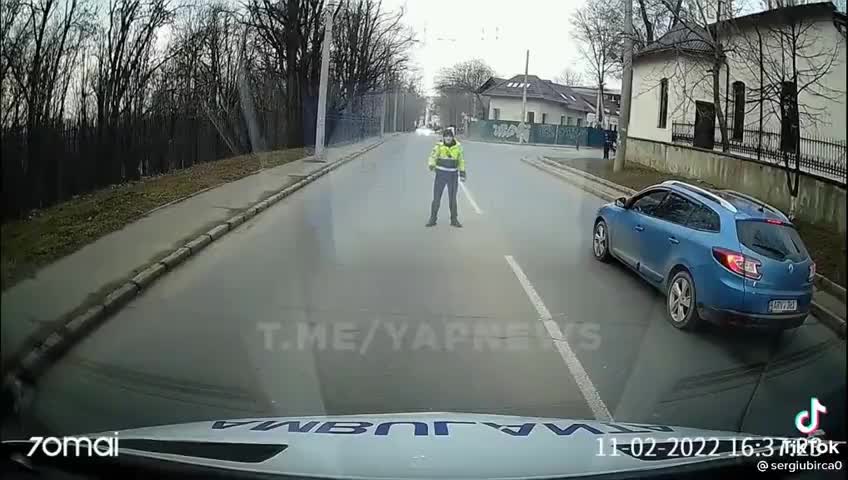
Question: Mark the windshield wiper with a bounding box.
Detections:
[751,243,787,259]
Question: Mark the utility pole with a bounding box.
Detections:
[520,49,529,143]
[313,1,335,161]
[614,0,633,172]
[393,85,399,133]
[380,89,387,136]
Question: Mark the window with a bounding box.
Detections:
[567,117,574,126]
[577,118,584,127]
[560,115,566,125]
[541,113,548,124]
[732,81,745,141]
[492,108,500,120]
[688,205,720,232]
[654,193,695,225]
[630,190,669,216]
[658,78,669,128]
[736,220,809,261]
[527,111,535,123]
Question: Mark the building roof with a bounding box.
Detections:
[636,24,713,58]
[571,86,622,97]
[480,74,595,112]
[635,2,842,60]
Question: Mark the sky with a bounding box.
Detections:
[380,0,606,94]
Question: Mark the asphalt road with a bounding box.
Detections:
[14,134,846,440]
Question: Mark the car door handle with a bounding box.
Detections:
[668,236,680,244]
[634,225,644,232]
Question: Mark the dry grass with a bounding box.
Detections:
[1,148,306,290]
[555,158,846,286]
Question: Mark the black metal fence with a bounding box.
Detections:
[671,123,847,183]
[325,114,381,145]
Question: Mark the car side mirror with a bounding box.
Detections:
[615,197,627,208]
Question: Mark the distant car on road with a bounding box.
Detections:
[592,181,815,331]
[415,127,434,136]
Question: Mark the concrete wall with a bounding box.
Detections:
[487,97,588,125]
[627,137,847,233]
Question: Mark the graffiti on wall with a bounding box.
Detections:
[492,122,530,143]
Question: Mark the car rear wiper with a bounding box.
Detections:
[751,243,787,259]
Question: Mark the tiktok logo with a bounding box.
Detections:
[795,397,827,436]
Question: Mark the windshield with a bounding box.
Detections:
[737,220,810,262]
[1,0,846,477]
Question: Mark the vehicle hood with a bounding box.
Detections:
[43,412,807,478]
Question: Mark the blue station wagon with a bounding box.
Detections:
[593,181,815,330]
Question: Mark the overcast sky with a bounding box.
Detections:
[380,0,609,94]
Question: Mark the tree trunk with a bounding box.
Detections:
[712,63,729,152]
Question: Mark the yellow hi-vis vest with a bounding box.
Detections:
[428,141,465,172]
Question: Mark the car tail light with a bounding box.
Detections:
[809,262,816,282]
[713,247,762,280]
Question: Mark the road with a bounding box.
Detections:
[14,134,846,440]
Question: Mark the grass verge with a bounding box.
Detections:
[1,148,306,291]
[554,157,847,286]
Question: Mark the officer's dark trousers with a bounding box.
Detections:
[603,144,610,160]
[430,169,458,222]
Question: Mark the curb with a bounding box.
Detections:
[3,138,389,387]
[811,302,847,339]
[460,137,599,150]
[522,155,847,339]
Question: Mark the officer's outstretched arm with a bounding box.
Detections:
[457,147,466,180]
[428,144,439,170]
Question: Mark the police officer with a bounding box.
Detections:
[426,128,465,227]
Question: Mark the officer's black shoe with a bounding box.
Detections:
[426,219,437,227]
[450,220,463,228]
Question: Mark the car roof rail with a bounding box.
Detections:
[661,180,738,213]
[718,189,788,220]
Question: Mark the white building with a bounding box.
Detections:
[478,75,595,126]
[571,86,622,130]
[629,2,846,147]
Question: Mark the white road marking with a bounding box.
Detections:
[460,181,483,214]
[504,255,613,421]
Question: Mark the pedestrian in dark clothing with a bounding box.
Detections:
[603,131,612,160]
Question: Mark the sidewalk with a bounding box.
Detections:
[522,155,847,338]
[1,136,389,369]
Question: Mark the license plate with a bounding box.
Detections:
[769,300,798,313]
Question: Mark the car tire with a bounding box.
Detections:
[593,219,612,263]
[666,270,702,331]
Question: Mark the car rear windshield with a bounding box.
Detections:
[736,220,809,261]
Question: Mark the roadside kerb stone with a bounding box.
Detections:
[3,137,389,386]
[812,302,846,338]
[185,234,213,254]
[131,263,167,289]
[102,283,139,314]
[522,155,846,339]
[207,224,229,240]
[159,247,191,269]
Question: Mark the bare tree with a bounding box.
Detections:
[571,0,622,126]
[554,67,585,86]
[734,3,844,217]
[434,58,494,119]
[330,0,415,115]
[653,0,750,152]
[4,0,93,206]
[246,0,325,147]
[633,0,683,48]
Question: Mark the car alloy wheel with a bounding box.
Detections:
[593,221,610,261]
[668,276,692,323]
